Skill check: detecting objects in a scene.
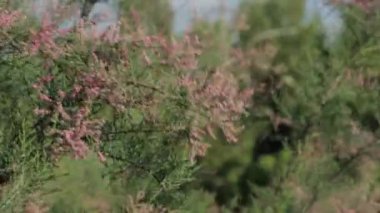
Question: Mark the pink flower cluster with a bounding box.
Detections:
[123,16,252,161]
[58,106,103,159]
[32,59,124,160]
[180,70,254,161]
[29,15,62,58]
[162,35,202,70]
[180,36,202,69]
[25,7,254,164]
[0,9,22,29]
[27,5,121,58]
[130,33,202,71]
[33,75,100,159]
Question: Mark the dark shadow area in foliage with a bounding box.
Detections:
[253,122,293,161]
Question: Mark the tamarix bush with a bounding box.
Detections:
[0,4,253,211]
[2,0,380,212]
[2,5,252,160]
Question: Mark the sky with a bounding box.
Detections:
[171,0,242,33]
[304,0,343,45]
[170,0,344,44]
[28,0,344,44]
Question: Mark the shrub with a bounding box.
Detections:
[0,3,252,211]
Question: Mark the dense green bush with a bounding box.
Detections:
[0,1,251,211]
[194,0,380,212]
[0,0,380,212]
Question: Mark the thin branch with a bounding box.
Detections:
[106,153,164,184]
[251,26,300,44]
[125,80,165,94]
[104,127,187,135]
[330,141,380,182]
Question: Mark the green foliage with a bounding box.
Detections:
[191,0,380,212]
[120,0,173,35]
[40,152,123,212]
[1,0,380,212]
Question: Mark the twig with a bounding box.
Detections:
[104,126,187,135]
[251,26,300,44]
[125,80,165,95]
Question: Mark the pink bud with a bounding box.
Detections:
[39,94,53,102]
